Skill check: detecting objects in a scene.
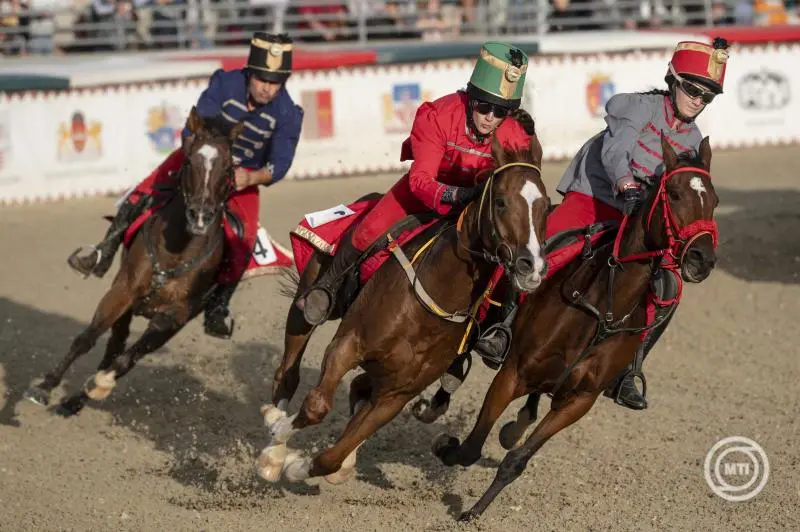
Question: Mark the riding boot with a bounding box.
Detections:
[203,280,239,339]
[67,195,151,279]
[608,269,678,410]
[471,286,519,370]
[296,236,362,326]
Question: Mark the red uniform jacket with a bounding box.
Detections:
[350,91,532,251]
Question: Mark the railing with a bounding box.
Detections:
[0,0,760,56]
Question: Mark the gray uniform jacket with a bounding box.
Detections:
[556,93,703,212]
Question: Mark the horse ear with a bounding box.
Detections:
[186,106,204,136]
[529,134,543,165]
[660,131,678,170]
[698,136,712,169]
[229,121,245,144]
[492,134,508,167]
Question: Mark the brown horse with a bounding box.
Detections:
[431,136,719,521]
[256,135,550,484]
[23,108,244,417]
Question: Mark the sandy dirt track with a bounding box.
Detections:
[1,146,798,532]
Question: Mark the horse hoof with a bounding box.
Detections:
[23,387,50,407]
[261,403,287,429]
[410,398,437,423]
[257,444,289,483]
[432,433,460,461]
[458,511,479,523]
[282,452,311,483]
[256,457,284,483]
[53,403,80,418]
[498,421,522,450]
[324,467,354,485]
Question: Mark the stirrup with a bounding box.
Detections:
[67,245,102,279]
[471,323,513,370]
[611,369,648,406]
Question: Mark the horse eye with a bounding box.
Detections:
[668,189,681,201]
[494,197,507,211]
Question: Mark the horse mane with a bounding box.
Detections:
[674,148,706,169]
[197,114,237,140]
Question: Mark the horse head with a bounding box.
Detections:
[180,106,245,236]
[642,135,719,283]
[466,134,549,293]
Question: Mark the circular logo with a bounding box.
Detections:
[704,436,769,502]
[269,43,283,57]
[505,65,522,83]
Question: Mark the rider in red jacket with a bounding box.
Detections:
[296,41,536,362]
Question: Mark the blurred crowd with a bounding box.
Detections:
[1,0,799,56]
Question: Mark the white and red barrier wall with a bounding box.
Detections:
[0,43,797,205]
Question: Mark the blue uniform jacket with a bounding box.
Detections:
[182,68,304,185]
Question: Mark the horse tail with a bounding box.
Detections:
[510,108,536,136]
[278,266,301,300]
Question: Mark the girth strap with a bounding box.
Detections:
[387,232,471,324]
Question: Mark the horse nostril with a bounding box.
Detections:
[515,256,534,275]
[687,248,704,264]
[187,207,198,220]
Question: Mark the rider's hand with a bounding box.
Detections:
[618,177,643,217]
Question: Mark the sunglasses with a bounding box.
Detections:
[677,77,717,104]
[473,100,510,118]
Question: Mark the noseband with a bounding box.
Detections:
[613,165,718,267]
[459,161,542,274]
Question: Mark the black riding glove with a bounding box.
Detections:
[621,185,643,216]
[441,184,484,206]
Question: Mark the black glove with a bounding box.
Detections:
[621,185,643,216]
[441,184,484,206]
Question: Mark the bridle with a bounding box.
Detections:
[458,161,543,276]
[178,141,236,222]
[550,165,719,400]
[612,165,718,268]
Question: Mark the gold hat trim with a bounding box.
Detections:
[478,47,528,99]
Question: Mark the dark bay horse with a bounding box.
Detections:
[431,135,720,521]
[23,108,244,417]
[257,136,550,484]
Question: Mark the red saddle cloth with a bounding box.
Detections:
[289,198,439,286]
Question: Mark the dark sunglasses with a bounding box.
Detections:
[678,78,717,104]
[473,100,510,118]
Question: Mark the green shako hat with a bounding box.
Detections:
[246,32,293,83]
[466,41,529,109]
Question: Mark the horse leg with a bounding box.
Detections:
[257,332,360,482]
[411,352,472,424]
[24,280,134,407]
[434,362,523,467]
[267,256,322,417]
[282,389,412,483]
[459,392,599,523]
[55,313,183,417]
[498,392,541,450]
[85,309,134,401]
[321,372,373,485]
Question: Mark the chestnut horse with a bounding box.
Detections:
[24,108,244,417]
[256,136,550,484]
[431,136,719,521]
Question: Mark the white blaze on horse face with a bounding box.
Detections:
[195,144,219,229]
[690,176,707,209]
[197,144,219,191]
[519,181,546,279]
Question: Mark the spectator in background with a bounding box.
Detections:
[80,0,148,51]
[295,1,351,42]
[0,0,27,54]
[150,0,185,48]
[246,0,289,34]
